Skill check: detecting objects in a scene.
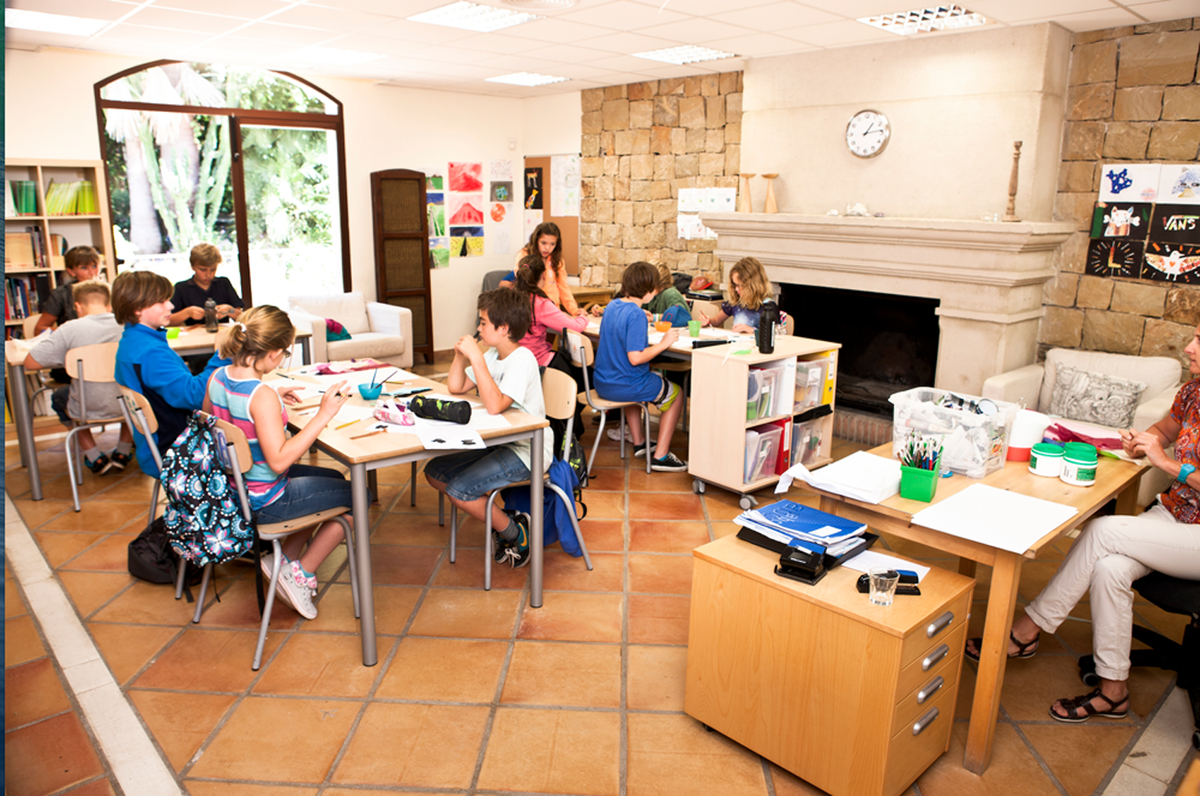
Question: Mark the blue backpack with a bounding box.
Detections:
[503,457,585,557]
[161,413,256,567]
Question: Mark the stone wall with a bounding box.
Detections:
[577,73,742,287]
[1044,17,1200,371]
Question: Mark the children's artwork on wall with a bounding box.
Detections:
[1089,202,1150,239]
[551,154,580,217]
[1150,204,1200,244]
[430,237,449,269]
[427,198,446,238]
[426,171,444,192]
[490,181,512,203]
[1099,163,1160,202]
[494,227,511,255]
[491,203,506,222]
[524,167,543,210]
[451,226,484,257]
[1143,242,1200,283]
[524,211,541,242]
[1086,238,1142,279]
[1159,165,1200,205]
[490,159,512,180]
[448,194,483,225]
[449,162,483,193]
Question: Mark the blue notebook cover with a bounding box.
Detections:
[751,500,867,540]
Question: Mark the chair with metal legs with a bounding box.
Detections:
[62,342,124,511]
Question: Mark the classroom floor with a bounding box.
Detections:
[5,379,1198,796]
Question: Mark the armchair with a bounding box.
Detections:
[982,348,1183,508]
[287,292,413,369]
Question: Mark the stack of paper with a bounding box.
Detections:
[911,484,1079,555]
[735,499,867,556]
[776,450,901,504]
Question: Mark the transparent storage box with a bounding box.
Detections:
[794,358,829,414]
[889,387,1019,479]
[793,418,824,466]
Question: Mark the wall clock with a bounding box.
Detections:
[846,110,890,158]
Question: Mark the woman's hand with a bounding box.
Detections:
[1128,429,1169,467]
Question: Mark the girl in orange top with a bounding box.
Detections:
[500,222,581,317]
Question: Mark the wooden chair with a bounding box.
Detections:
[116,385,165,529]
[440,368,593,590]
[62,342,123,512]
[188,412,361,670]
[562,329,653,475]
[22,313,60,415]
[690,299,730,330]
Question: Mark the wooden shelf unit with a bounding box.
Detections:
[687,335,840,505]
[4,159,116,335]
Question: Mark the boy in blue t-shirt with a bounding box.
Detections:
[593,262,687,472]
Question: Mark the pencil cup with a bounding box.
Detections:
[899,465,938,502]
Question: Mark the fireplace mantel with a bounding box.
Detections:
[700,212,1075,393]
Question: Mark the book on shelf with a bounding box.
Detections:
[44,180,96,216]
[7,180,38,216]
[50,233,68,256]
[5,232,36,268]
[5,182,15,217]
[5,274,46,320]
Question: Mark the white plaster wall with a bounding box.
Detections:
[741,24,1071,222]
[4,47,582,351]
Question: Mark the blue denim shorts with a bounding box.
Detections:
[52,386,71,425]
[255,463,363,524]
[423,446,530,502]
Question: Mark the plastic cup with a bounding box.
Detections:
[166,327,181,339]
[868,568,900,606]
[688,320,701,337]
[357,383,383,401]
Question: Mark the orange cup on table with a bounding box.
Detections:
[654,321,671,333]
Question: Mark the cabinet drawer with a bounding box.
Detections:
[892,650,960,737]
[895,621,966,700]
[883,677,956,796]
[899,593,970,670]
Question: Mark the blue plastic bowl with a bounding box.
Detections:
[357,383,383,401]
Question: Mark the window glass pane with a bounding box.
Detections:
[100,62,335,114]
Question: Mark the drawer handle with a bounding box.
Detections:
[923,644,949,671]
[912,707,940,736]
[918,676,944,704]
[927,611,954,638]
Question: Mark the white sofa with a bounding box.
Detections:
[982,348,1183,509]
[287,292,413,369]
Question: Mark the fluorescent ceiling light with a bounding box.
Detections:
[5,8,109,36]
[501,0,577,8]
[633,45,737,65]
[409,1,542,33]
[486,72,569,86]
[859,5,987,36]
[293,46,387,65]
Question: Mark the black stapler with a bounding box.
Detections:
[774,547,826,586]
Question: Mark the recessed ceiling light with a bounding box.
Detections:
[858,5,987,36]
[486,72,569,86]
[293,46,388,65]
[632,45,737,65]
[5,8,109,36]
[409,1,542,33]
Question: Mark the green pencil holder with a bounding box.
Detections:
[900,465,939,502]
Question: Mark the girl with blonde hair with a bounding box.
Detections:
[698,256,787,334]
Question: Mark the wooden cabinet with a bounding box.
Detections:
[685,535,975,796]
[370,169,434,364]
[687,335,840,506]
[4,159,115,336]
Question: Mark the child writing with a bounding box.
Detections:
[499,222,582,316]
[23,280,134,474]
[645,263,690,325]
[593,261,688,472]
[35,246,102,334]
[113,270,231,477]
[169,243,244,327]
[512,253,589,367]
[424,288,553,569]
[698,256,787,334]
[203,306,355,620]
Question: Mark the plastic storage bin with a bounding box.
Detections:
[889,387,1019,479]
[794,358,829,414]
[793,418,824,466]
[744,426,782,483]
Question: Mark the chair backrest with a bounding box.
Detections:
[482,270,510,292]
[690,300,720,324]
[202,412,255,475]
[64,342,119,382]
[541,367,576,422]
[782,314,795,337]
[22,314,42,339]
[562,329,593,369]
[117,385,158,435]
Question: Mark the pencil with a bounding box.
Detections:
[350,429,388,440]
[335,420,358,430]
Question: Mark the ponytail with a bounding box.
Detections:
[219,306,295,366]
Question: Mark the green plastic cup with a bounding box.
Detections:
[166,327,181,339]
[688,320,701,337]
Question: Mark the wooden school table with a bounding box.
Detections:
[282,369,549,667]
[803,443,1149,774]
[4,324,309,501]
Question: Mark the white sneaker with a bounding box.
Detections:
[606,426,635,443]
[278,561,318,620]
[260,554,296,613]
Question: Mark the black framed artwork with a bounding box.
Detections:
[1086,238,1143,279]
[1142,242,1200,283]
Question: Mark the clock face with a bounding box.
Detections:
[846,110,890,158]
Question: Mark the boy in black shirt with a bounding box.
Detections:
[168,243,244,327]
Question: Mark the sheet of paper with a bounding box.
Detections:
[911,483,1079,555]
[840,551,931,581]
[417,422,486,450]
[470,409,512,430]
[777,450,901,504]
[329,404,376,428]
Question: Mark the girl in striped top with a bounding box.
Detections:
[203,306,354,620]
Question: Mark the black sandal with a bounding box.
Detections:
[1049,688,1129,723]
[964,631,1039,662]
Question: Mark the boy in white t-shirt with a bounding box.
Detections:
[424,288,552,569]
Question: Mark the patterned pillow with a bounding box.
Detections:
[1048,363,1146,428]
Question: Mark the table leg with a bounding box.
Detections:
[963,551,1023,773]
[1114,476,1141,517]
[530,427,544,609]
[300,338,311,366]
[10,361,42,500]
[959,559,978,579]
[351,462,377,666]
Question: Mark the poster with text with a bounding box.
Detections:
[1086,238,1142,279]
[449,162,483,193]
[448,194,484,225]
[451,226,484,257]
[524,167,543,210]
[1099,163,1160,202]
[1142,242,1200,283]
[551,154,581,217]
[1089,202,1151,239]
[1158,165,1200,206]
[1149,204,1200,244]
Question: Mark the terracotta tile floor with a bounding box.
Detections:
[6,406,1198,796]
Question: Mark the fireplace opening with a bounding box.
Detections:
[780,284,940,418]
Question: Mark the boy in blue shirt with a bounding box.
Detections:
[593,261,687,472]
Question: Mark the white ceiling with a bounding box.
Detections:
[6,0,1199,97]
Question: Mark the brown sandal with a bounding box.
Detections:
[964,631,1039,662]
[1049,688,1129,723]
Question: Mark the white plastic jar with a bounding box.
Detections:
[1029,443,1064,477]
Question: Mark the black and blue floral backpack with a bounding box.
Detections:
[161,412,256,567]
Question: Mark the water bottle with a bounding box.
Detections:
[757,300,779,354]
[204,298,218,333]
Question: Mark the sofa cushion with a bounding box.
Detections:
[327,332,406,362]
[1048,363,1146,429]
[289,293,370,334]
[1039,349,1182,413]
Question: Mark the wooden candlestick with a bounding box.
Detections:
[761,174,778,214]
[738,173,755,213]
[1002,141,1022,223]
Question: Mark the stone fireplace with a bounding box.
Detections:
[700,213,1075,395]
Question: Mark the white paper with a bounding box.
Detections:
[330,404,376,427]
[551,154,581,216]
[269,379,322,405]
[678,188,702,213]
[777,450,901,504]
[841,551,931,581]
[470,409,512,430]
[490,159,512,180]
[1157,163,1200,206]
[911,483,1079,555]
[1099,163,1161,202]
[417,422,486,450]
[494,226,511,255]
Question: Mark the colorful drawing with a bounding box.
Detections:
[490,159,513,180]
[1150,204,1200,244]
[427,191,444,205]
[1086,239,1142,279]
[1142,242,1200,283]
[525,167,543,210]
[450,226,484,257]
[428,204,445,237]
[491,203,506,222]
[448,237,464,258]
[426,174,444,192]
[1089,202,1150,239]
[448,194,483,225]
[1159,165,1200,206]
[449,162,483,193]
[429,237,449,269]
[1099,163,1160,202]
[490,181,512,203]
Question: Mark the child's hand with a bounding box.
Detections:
[184,306,205,321]
[698,311,711,327]
[276,386,302,405]
[589,304,604,317]
[316,380,350,419]
[662,327,680,346]
[732,323,754,334]
[455,335,482,361]
[644,309,653,321]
